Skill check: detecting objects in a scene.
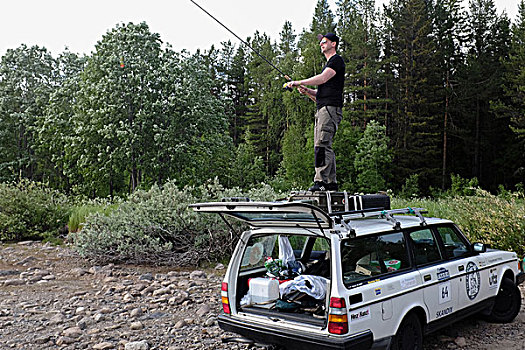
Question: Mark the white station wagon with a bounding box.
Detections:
[191,193,524,350]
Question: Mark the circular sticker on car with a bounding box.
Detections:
[465,262,481,300]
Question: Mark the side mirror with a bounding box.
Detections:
[472,242,486,253]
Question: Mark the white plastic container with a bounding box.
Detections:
[249,277,279,308]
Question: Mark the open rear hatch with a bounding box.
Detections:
[190,201,333,231]
[190,201,333,327]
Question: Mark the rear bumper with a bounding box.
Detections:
[218,314,374,350]
[517,272,525,286]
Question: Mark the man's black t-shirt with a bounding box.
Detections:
[316,54,345,109]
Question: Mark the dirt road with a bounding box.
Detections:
[0,242,523,350]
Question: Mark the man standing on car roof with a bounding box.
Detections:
[286,33,345,192]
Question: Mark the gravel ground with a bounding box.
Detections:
[0,241,523,350]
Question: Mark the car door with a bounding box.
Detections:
[408,227,458,322]
[436,225,485,310]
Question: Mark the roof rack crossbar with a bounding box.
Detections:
[381,210,401,230]
[329,207,386,217]
[379,207,428,229]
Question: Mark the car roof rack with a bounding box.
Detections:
[331,207,428,232]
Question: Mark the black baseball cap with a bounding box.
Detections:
[317,33,339,44]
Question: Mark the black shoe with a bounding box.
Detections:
[308,182,327,191]
[326,182,339,191]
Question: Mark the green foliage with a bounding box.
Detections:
[354,120,392,192]
[281,123,314,188]
[68,201,119,233]
[71,179,281,265]
[228,142,266,189]
[449,174,479,196]
[399,174,421,199]
[0,179,71,241]
[334,120,362,191]
[392,190,525,257]
[0,45,56,182]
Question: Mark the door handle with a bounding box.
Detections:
[424,274,431,281]
[458,265,464,271]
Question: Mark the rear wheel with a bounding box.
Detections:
[391,313,423,350]
[486,277,521,323]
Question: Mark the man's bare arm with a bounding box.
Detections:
[293,67,336,87]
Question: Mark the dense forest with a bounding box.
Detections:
[1,0,524,198]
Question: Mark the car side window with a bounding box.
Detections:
[341,232,409,288]
[436,226,470,259]
[409,228,443,266]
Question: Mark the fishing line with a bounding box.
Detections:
[189,0,291,81]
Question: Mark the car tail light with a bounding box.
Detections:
[328,297,348,334]
[221,282,231,314]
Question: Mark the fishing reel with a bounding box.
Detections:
[282,82,293,91]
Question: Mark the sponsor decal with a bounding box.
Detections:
[400,276,417,289]
[348,282,365,289]
[488,257,502,264]
[437,267,450,281]
[465,261,481,300]
[375,288,382,296]
[367,278,381,284]
[436,306,453,318]
[488,268,498,289]
[438,281,452,304]
[478,259,486,267]
[349,307,371,323]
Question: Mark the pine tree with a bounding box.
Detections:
[491,0,525,185]
[431,0,468,189]
[243,31,283,175]
[337,0,385,127]
[383,0,442,190]
[455,0,512,188]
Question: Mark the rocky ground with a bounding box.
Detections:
[0,242,524,350]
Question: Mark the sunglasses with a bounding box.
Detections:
[319,39,328,45]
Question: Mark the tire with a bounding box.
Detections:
[390,313,423,350]
[486,277,522,323]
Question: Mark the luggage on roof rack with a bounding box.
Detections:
[288,191,390,213]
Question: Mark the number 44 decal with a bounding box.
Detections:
[439,281,451,304]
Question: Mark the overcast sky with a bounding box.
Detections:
[0,0,521,57]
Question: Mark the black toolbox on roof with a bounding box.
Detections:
[287,191,390,213]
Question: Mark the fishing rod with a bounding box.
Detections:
[189,0,317,99]
[189,0,290,80]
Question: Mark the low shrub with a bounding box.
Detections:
[392,189,525,257]
[398,174,420,199]
[71,179,281,266]
[0,179,71,241]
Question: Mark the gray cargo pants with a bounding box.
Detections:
[314,106,343,184]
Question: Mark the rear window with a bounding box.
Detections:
[341,232,410,287]
[240,234,329,272]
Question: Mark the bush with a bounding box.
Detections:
[392,189,525,257]
[398,174,420,199]
[449,174,479,196]
[68,200,120,233]
[71,179,282,266]
[0,179,71,241]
